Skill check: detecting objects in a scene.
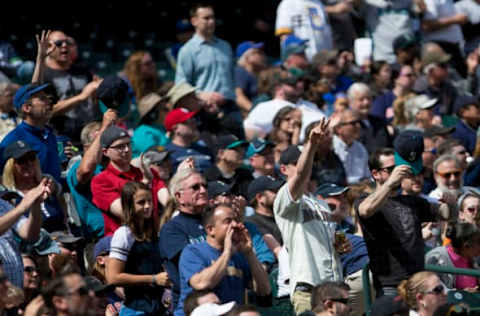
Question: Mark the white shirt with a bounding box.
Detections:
[424,0,465,44]
[332,135,371,184]
[455,0,480,24]
[275,0,333,61]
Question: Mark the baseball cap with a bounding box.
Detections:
[405,94,437,118]
[164,108,197,131]
[166,83,197,108]
[100,126,129,149]
[138,93,163,121]
[191,302,236,316]
[279,145,301,165]
[393,33,417,53]
[424,125,456,138]
[453,95,479,116]
[218,134,247,151]
[236,41,264,58]
[393,130,424,175]
[208,181,232,199]
[3,140,36,161]
[245,138,274,158]
[97,76,130,117]
[281,35,308,61]
[84,276,115,294]
[20,228,61,256]
[422,51,451,68]
[93,236,112,258]
[13,83,51,110]
[50,231,84,244]
[316,183,349,197]
[247,176,285,201]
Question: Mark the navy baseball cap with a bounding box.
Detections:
[394,130,424,175]
[218,134,247,151]
[247,176,285,201]
[246,138,274,158]
[316,183,349,197]
[281,35,308,61]
[3,140,36,161]
[94,236,112,258]
[236,41,264,58]
[208,181,232,199]
[97,75,130,118]
[453,95,479,116]
[13,83,51,110]
[279,145,301,165]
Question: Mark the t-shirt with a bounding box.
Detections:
[355,194,436,288]
[66,160,104,239]
[275,0,333,61]
[91,163,165,236]
[273,184,342,297]
[244,222,276,265]
[235,66,258,101]
[204,165,253,198]
[176,242,252,316]
[247,213,283,245]
[158,212,206,308]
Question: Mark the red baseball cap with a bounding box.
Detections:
[164,108,197,131]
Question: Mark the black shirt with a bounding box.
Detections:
[246,213,283,245]
[204,164,254,198]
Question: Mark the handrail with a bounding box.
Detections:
[362,264,480,316]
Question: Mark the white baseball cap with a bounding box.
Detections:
[191,302,236,316]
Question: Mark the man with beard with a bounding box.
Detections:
[428,154,475,202]
[91,126,165,236]
[0,83,62,183]
[176,204,271,316]
[356,131,454,297]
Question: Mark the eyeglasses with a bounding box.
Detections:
[53,39,74,47]
[185,183,207,192]
[109,142,131,152]
[68,286,89,296]
[328,298,349,305]
[379,165,395,174]
[424,284,446,295]
[436,170,462,178]
[465,206,479,213]
[24,266,38,273]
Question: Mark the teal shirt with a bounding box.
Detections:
[132,124,169,158]
[175,34,235,101]
[66,161,104,239]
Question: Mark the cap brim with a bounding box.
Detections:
[318,186,350,197]
[99,98,130,118]
[394,152,423,175]
[225,140,248,150]
[421,98,438,109]
[10,148,36,160]
[252,42,264,49]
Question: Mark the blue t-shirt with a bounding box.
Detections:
[66,160,104,239]
[176,242,251,316]
[0,122,61,183]
[244,222,275,265]
[451,119,476,154]
[165,142,213,173]
[132,124,169,158]
[371,91,396,122]
[159,212,206,307]
[340,233,369,277]
[235,66,258,101]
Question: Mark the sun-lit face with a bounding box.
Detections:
[133,189,153,219]
[460,196,480,225]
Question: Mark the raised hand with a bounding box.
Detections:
[385,165,411,190]
[22,177,54,206]
[223,224,236,257]
[101,109,118,130]
[36,30,54,60]
[307,118,331,147]
[235,223,254,255]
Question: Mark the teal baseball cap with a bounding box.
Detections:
[393,130,424,175]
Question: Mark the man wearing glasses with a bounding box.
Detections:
[91,126,165,236]
[310,281,351,316]
[356,131,454,298]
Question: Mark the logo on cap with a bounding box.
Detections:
[17,141,25,148]
[409,152,416,161]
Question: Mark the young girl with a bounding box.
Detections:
[107,182,170,316]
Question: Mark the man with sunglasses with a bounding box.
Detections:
[42,30,102,142]
[331,109,370,184]
[310,281,351,316]
[91,126,165,236]
[356,131,453,298]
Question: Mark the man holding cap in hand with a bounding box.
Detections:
[356,130,454,297]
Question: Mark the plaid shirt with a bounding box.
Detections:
[0,199,25,288]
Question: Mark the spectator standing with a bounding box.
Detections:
[121,51,160,102]
[0,82,20,141]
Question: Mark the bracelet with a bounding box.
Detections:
[151,275,156,287]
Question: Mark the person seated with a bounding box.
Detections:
[183,290,222,316]
[176,204,271,316]
[451,96,480,155]
[457,190,480,227]
[245,138,277,179]
[426,222,480,290]
[309,281,351,316]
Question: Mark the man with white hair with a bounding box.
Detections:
[429,154,474,201]
[347,82,394,153]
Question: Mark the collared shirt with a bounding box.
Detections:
[0,122,61,183]
[332,135,371,184]
[175,34,235,100]
[91,163,165,236]
[0,199,26,288]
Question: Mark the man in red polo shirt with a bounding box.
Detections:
[91,126,165,236]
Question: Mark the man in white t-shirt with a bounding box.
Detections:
[273,120,346,314]
[275,0,333,61]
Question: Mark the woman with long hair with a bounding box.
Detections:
[268,106,302,147]
[122,51,159,102]
[106,182,170,315]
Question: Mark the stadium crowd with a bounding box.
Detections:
[1,0,480,315]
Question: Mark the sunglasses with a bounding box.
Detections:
[425,284,446,295]
[53,39,74,47]
[187,183,207,191]
[465,206,479,213]
[436,170,461,178]
[328,298,349,305]
[24,266,38,273]
[379,165,395,173]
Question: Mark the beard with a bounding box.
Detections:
[437,183,463,198]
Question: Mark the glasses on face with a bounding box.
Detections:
[185,183,207,192]
[24,266,38,273]
[328,298,349,305]
[109,142,131,152]
[465,206,479,213]
[53,39,74,47]
[379,165,395,174]
[424,284,446,295]
[68,286,89,296]
[436,170,462,178]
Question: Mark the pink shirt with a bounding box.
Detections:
[447,245,477,289]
